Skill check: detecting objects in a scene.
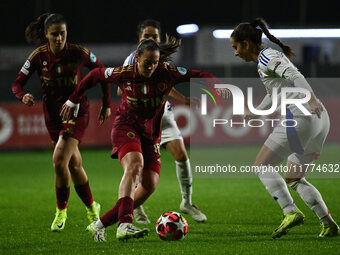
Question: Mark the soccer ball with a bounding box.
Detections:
[155,211,188,241]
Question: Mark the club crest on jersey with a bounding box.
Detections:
[141,84,149,94]
[126,86,132,91]
[258,70,264,79]
[177,67,187,75]
[158,82,166,92]
[90,52,97,63]
[127,132,135,138]
[273,61,281,72]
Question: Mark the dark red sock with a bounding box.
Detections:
[100,200,120,227]
[118,196,134,224]
[56,186,70,209]
[74,181,94,207]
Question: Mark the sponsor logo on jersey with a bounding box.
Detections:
[158,82,166,92]
[104,67,114,78]
[127,95,165,109]
[177,67,187,75]
[24,60,30,69]
[127,131,135,138]
[90,52,97,63]
[42,75,78,87]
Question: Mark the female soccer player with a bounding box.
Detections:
[230,18,339,238]
[11,13,111,232]
[61,39,227,241]
[121,19,206,224]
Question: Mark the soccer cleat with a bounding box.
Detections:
[86,201,101,223]
[180,201,207,222]
[134,206,151,224]
[319,221,339,237]
[51,208,67,232]
[86,222,106,242]
[116,223,149,241]
[272,208,305,239]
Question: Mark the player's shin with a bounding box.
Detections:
[176,159,193,205]
[289,178,334,225]
[256,166,297,214]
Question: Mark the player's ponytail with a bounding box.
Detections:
[231,18,294,59]
[25,13,66,45]
[252,18,294,58]
[25,13,49,44]
[159,34,181,63]
[136,35,181,64]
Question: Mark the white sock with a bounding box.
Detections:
[176,159,192,205]
[93,219,105,229]
[289,178,333,225]
[256,166,297,214]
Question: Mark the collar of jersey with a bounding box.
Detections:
[47,42,68,59]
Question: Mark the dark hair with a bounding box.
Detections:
[25,13,66,44]
[136,35,181,63]
[231,18,294,58]
[137,19,161,38]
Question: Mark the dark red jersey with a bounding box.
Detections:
[12,43,111,120]
[69,63,215,141]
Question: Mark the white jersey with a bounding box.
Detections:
[123,51,183,145]
[258,48,330,164]
[257,47,311,116]
[123,51,136,66]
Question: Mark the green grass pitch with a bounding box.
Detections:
[1,145,340,254]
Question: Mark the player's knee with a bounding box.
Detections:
[69,161,82,174]
[53,154,68,173]
[143,179,158,194]
[127,162,143,179]
[173,149,188,162]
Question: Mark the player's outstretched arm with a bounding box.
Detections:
[98,107,111,125]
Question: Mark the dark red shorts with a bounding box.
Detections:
[111,125,161,174]
[45,113,89,143]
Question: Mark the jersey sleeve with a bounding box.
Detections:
[79,46,111,107]
[11,49,40,100]
[123,52,136,66]
[69,67,121,104]
[264,51,303,81]
[169,66,216,85]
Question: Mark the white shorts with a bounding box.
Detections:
[160,101,183,146]
[264,108,330,165]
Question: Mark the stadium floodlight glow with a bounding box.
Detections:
[213,29,340,39]
[176,24,199,35]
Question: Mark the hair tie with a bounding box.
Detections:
[44,13,55,31]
